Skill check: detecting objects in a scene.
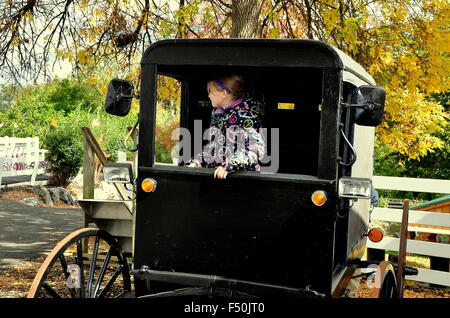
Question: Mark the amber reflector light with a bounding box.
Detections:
[311,190,327,206]
[368,228,384,243]
[142,178,157,192]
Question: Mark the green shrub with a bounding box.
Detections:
[92,111,139,161]
[46,78,103,114]
[155,143,173,163]
[1,77,141,185]
[0,77,103,140]
[44,124,84,187]
[0,91,58,139]
[104,136,124,162]
[43,107,139,186]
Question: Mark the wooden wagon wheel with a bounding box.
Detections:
[28,228,132,298]
[371,261,398,298]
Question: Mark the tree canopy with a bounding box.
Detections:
[0,0,448,161]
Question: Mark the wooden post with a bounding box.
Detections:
[396,199,409,298]
[83,133,95,201]
[82,134,95,253]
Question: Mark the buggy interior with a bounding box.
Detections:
[156,66,324,176]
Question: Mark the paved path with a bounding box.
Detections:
[0,174,50,186]
[0,197,82,271]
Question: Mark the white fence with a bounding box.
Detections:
[0,137,48,187]
[367,176,450,287]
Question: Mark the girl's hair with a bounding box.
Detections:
[210,74,248,99]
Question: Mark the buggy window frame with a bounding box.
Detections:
[137,40,354,180]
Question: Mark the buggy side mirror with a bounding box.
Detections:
[350,86,385,126]
[104,79,134,117]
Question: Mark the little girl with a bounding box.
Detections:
[187,74,265,179]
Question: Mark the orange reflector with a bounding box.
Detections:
[142,178,157,192]
[368,228,384,243]
[311,190,327,206]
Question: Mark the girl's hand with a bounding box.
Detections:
[187,162,197,168]
[214,166,228,179]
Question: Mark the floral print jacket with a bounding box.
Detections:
[190,98,265,173]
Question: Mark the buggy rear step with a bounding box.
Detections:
[131,267,326,298]
[78,199,133,254]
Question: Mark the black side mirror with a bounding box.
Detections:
[105,79,134,116]
[350,86,385,126]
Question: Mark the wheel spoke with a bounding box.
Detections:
[87,235,100,298]
[76,241,85,298]
[98,265,123,299]
[114,249,131,292]
[92,245,113,298]
[58,254,78,298]
[42,283,61,298]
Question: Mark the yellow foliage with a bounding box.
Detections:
[3,0,447,162]
[381,52,393,66]
[77,50,87,64]
[377,87,447,159]
[76,49,95,67]
[312,0,450,159]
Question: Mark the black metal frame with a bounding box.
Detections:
[131,267,326,298]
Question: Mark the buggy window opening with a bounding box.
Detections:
[153,66,324,177]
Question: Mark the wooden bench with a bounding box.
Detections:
[0,136,49,187]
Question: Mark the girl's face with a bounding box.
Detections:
[207,82,228,108]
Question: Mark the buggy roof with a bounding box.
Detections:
[142,39,375,86]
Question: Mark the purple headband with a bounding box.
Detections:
[214,79,230,92]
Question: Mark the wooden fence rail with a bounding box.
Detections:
[373,176,450,194]
[367,176,450,287]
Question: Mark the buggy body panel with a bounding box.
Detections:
[135,166,336,295]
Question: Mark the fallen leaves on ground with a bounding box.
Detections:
[358,278,450,298]
[0,255,46,298]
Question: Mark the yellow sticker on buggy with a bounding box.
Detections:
[277,103,295,110]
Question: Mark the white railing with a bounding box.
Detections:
[372,176,450,194]
[0,136,48,187]
[367,176,450,287]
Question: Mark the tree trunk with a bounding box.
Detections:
[231,0,264,38]
[177,0,186,38]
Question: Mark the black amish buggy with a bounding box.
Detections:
[27,39,417,299]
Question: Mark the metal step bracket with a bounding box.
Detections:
[78,199,134,254]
